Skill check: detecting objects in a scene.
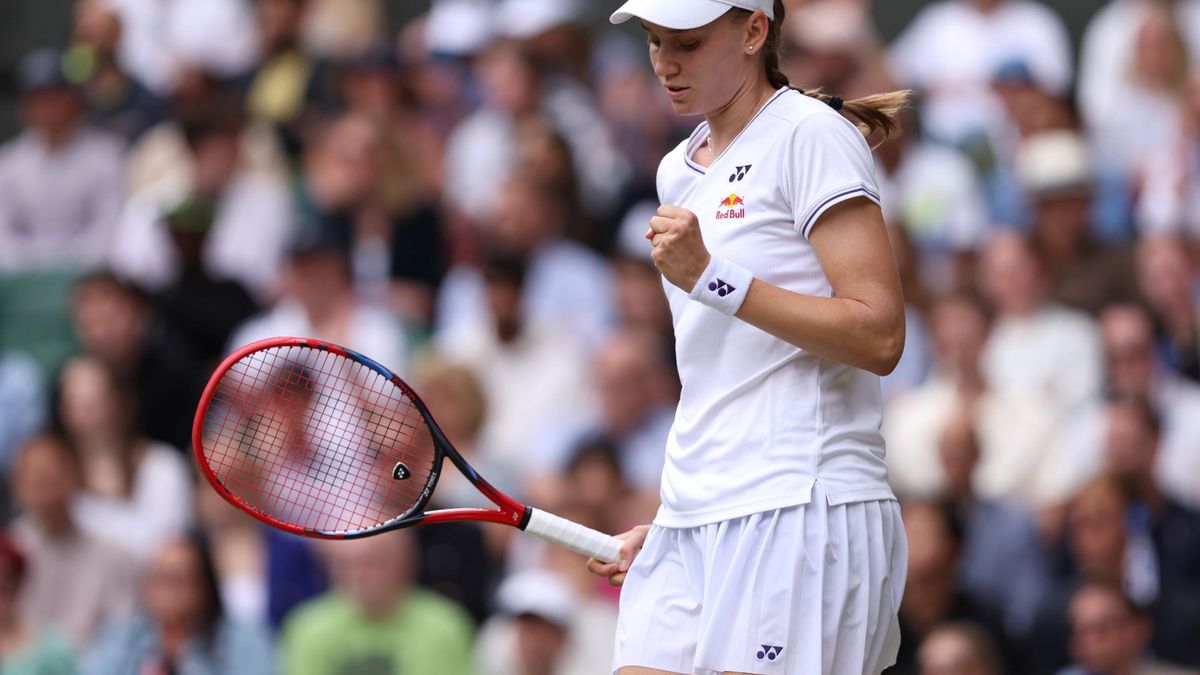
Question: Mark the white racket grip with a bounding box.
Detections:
[524,507,623,563]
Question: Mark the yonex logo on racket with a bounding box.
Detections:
[708,279,736,297]
[756,645,783,661]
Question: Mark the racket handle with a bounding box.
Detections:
[523,507,623,563]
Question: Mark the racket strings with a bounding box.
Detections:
[200,345,437,535]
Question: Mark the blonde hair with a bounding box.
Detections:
[733,0,909,144]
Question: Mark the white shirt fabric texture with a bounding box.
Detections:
[14,517,137,648]
[1047,374,1200,509]
[889,0,1073,143]
[1078,0,1200,132]
[0,128,126,273]
[653,88,893,528]
[227,299,409,377]
[73,441,195,561]
[108,0,259,95]
[435,240,618,351]
[436,318,595,476]
[981,304,1103,419]
[883,372,1061,506]
[108,170,296,301]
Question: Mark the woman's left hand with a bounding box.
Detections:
[646,205,711,292]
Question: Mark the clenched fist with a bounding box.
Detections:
[646,205,711,292]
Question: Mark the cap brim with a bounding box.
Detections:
[610,0,732,30]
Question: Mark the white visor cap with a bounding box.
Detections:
[610,0,775,30]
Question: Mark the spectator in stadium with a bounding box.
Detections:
[917,621,1003,675]
[556,436,651,540]
[0,352,46,475]
[436,163,618,353]
[70,0,162,141]
[1136,235,1200,383]
[475,569,579,675]
[1078,0,1200,135]
[1016,130,1139,315]
[296,111,446,324]
[781,1,895,101]
[0,531,75,674]
[193,472,270,628]
[227,221,409,374]
[437,248,594,475]
[937,410,1048,639]
[1056,583,1199,675]
[530,327,674,498]
[1033,476,1142,672]
[442,40,628,226]
[0,47,126,273]
[873,108,989,296]
[1099,395,1200,666]
[104,0,258,96]
[70,270,198,451]
[85,534,274,675]
[245,0,321,140]
[280,533,475,675]
[407,358,500,624]
[1053,304,1200,509]
[888,0,1073,146]
[109,97,296,301]
[11,435,136,647]
[892,500,1010,675]
[1082,2,1190,203]
[979,230,1103,417]
[152,195,259,380]
[57,356,194,560]
[885,292,1058,505]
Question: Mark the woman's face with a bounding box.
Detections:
[144,540,208,630]
[642,12,765,116]
[59,359,124,438]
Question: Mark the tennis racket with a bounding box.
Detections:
[192,336,622,563]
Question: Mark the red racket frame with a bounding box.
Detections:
[193,336,531,539]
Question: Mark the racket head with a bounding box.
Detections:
[193,337,445,539]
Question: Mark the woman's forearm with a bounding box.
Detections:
[736,277,905,376]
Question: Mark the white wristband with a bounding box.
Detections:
[688,256,754,316]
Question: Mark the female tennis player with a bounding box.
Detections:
[588,1,909,673]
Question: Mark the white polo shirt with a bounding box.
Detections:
[654,88,894,528]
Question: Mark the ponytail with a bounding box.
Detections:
[735,0,909,145]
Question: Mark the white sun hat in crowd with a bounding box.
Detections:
[496,0,586,39]
[610,0,774,30]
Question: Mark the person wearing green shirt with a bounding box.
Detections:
[281,532,476,675]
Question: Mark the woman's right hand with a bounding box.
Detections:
[586,524,651,587]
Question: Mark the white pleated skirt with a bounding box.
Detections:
[613,482,907,675]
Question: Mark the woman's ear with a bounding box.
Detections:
[744,10,770,54]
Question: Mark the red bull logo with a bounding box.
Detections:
[716,194,746,220]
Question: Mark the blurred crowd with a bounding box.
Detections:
[0,0,1198,673]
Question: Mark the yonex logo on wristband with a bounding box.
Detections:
[756,645,784,661]
[708,279,736,297]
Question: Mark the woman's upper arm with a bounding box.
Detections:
[808,197,905,342]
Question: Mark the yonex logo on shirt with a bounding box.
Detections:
[708,279,736,297]
[729,164,752,182]
[756,645,783,661]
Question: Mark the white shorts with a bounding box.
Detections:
[613,483,907,675]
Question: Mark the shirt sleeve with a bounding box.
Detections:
[785,111,882,239]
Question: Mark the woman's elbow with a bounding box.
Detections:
[867,320,905,377]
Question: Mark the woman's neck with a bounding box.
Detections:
[703,79,777,157]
